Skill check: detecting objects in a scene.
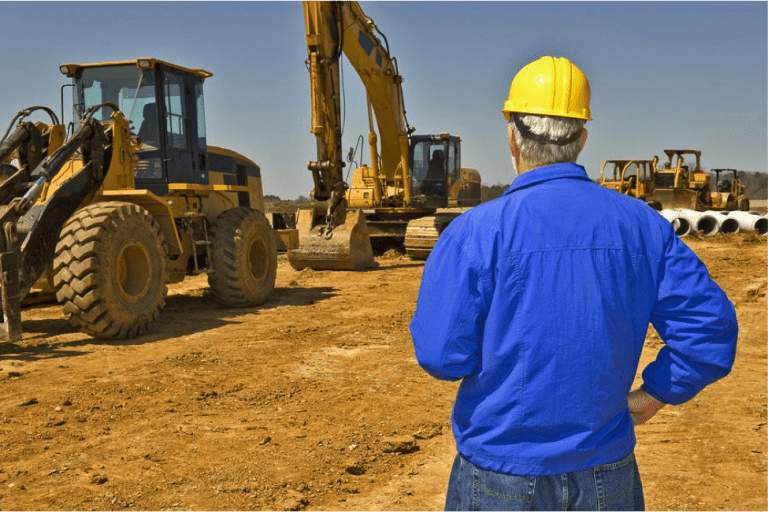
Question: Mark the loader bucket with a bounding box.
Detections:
[288,208,375,271]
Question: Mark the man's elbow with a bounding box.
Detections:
[414,346,476,382]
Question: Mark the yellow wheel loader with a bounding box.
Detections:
[0,58,277,342]
[289,1,482,270]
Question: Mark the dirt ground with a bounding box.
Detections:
[0,233,765,511]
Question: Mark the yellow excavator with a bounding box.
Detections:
[289,0,481,270]
[0,58,277,342]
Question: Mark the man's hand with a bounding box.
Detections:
[628,388,666,425]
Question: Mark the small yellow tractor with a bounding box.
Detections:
[710,168,750,211]
[598,157,660,209]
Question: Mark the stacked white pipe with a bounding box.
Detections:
[703,210,740,235]
[678,209,720,237]
[660,209,692,237]
[726,211,768,236]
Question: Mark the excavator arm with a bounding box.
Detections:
[303,0,413,206]
[292,0,417,271]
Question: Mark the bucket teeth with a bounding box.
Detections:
[288,209,375,271]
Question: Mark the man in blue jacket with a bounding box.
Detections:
[409,56,738,511]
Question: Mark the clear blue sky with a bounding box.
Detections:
[1,1,765,199]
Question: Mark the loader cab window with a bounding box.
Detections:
[75,65,154,132]
[163,73,187,150]
[74,65,163,179]
[195,82,207,151]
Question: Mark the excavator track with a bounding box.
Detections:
[404,213,460,260]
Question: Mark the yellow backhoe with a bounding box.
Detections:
[289,0,481,270]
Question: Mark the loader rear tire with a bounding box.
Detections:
[52,201,167,339]
[207,207,277,308]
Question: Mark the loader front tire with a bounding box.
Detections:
[53,201,167,339]
[208,207,277,308]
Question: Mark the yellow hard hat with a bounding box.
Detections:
[502,56,592,121]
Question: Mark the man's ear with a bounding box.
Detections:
[580,127,588,148]
[508,124,520,165]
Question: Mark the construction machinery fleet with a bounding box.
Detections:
[0,58,278,342]
[288,0,481,270]
[598,149,762,237]
[645,149,750,212]
[600,149,751,214]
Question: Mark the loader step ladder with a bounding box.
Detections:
[186,212,211,274]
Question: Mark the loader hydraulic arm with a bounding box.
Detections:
[0,107,115,342]
[303,0,414,208]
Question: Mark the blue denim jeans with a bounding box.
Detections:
[445,451,644,511]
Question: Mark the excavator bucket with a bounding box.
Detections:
[288,208,375,271]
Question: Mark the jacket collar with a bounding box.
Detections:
[504,162,592,195]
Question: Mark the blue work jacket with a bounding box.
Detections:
[410,162,737,476]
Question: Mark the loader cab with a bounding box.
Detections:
[409,133,460,208]
[62,58,211,196]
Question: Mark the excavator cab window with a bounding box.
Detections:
[411,137,459,207]
[411,140,448,200]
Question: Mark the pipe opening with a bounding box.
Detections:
[755,218,768,236]
[671,217,691,237]
[719,218,739,235]
[696,216,719,236]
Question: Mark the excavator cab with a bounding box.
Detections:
[62,59,212,196]
[410,135,460,208]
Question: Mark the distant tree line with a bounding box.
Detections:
[480,183,509,203]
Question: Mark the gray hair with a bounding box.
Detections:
[508,114,585,168]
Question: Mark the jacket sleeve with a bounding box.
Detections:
[409,231,489,381]
[642,230,738,406]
